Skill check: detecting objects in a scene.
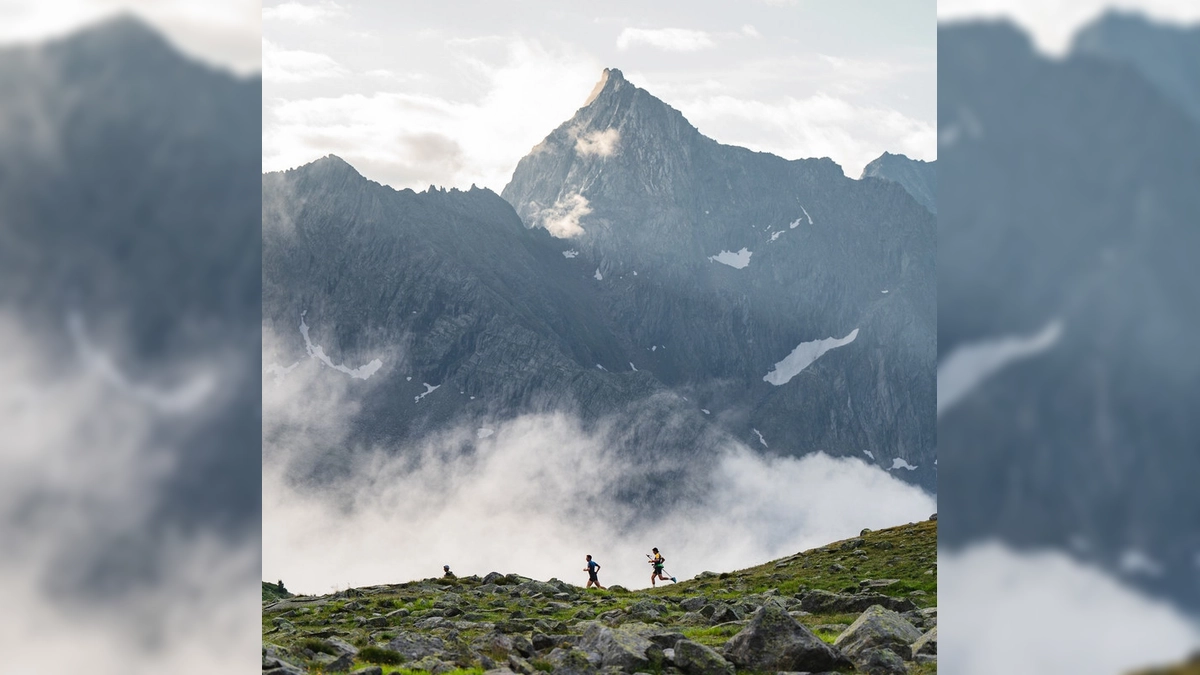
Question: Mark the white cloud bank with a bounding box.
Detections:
[0,315,258,673]
[263,37,602,191]
[940,542,1200,674]
[263,38,346,83]
[263,1,345,24]
[616,27,715,52]
[262,330,936,595]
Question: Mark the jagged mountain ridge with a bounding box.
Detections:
[860,152,936,215]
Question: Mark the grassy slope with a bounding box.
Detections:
[264,518,937,674]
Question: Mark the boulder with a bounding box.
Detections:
[262,644,306,675]
[721,603,852,673]
[578,622,664,671]
[645,631,686,650]
[855,647,908,675]
[349,668,384,675]
[385,632,446,660]
[547,647,599,675]
[912,626,937,656]
[672,639,735,675]
[679,597,707,612]
[709,605,740,625]
[834,605,923,663]
[798,589,916,614]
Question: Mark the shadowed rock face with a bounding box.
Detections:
[938,20,1200,612]
[861,152,937,214]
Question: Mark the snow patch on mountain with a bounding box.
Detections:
[299,312,383,380]
[414,383,439,402]
[708,248,752,269]
[891,457,917,471]
[753,428,768,447]
[937,319,1063,417]
[764,329,860,385]
[562,250,579,259]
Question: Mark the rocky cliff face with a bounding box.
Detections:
[860,152,936,215]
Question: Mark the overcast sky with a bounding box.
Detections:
[263,0,939,190]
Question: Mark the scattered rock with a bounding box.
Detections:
[547,646,599,675]
[798,589,916,614]
[855,646,908,675]
[350,668,383,675]
[578,621,663,671]
[912,626,937,656]
[834,604,923,664]
[721,603,852,673]
[385,632,446,660]
[672,639,735,675]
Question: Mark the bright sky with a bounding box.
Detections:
[262,0,937,190]
[0,0,260,74]
[938,0,1200,56]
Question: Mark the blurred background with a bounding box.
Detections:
[0,0,260,672]
[937,0,1200,672]
[2,0,1198,673]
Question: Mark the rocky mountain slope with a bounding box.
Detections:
[264,68,937,491]
[938,20,1200,613]
[859,153,936,215]
[263,518,938,675]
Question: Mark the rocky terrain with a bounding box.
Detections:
[263,518,937,675]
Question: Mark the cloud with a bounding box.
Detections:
[531,192,592,238]
[262,38,346,83]
[0,314,259,673]
[940,542,1200,674]
[261,341,936,594]
[262,1,345,23]
[263,37,603,191]
[616,27,715,52]
[741,24,762,38]
[574,128,620,157]
[678,91,936,178]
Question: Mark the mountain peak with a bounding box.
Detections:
[582,67,630,107]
